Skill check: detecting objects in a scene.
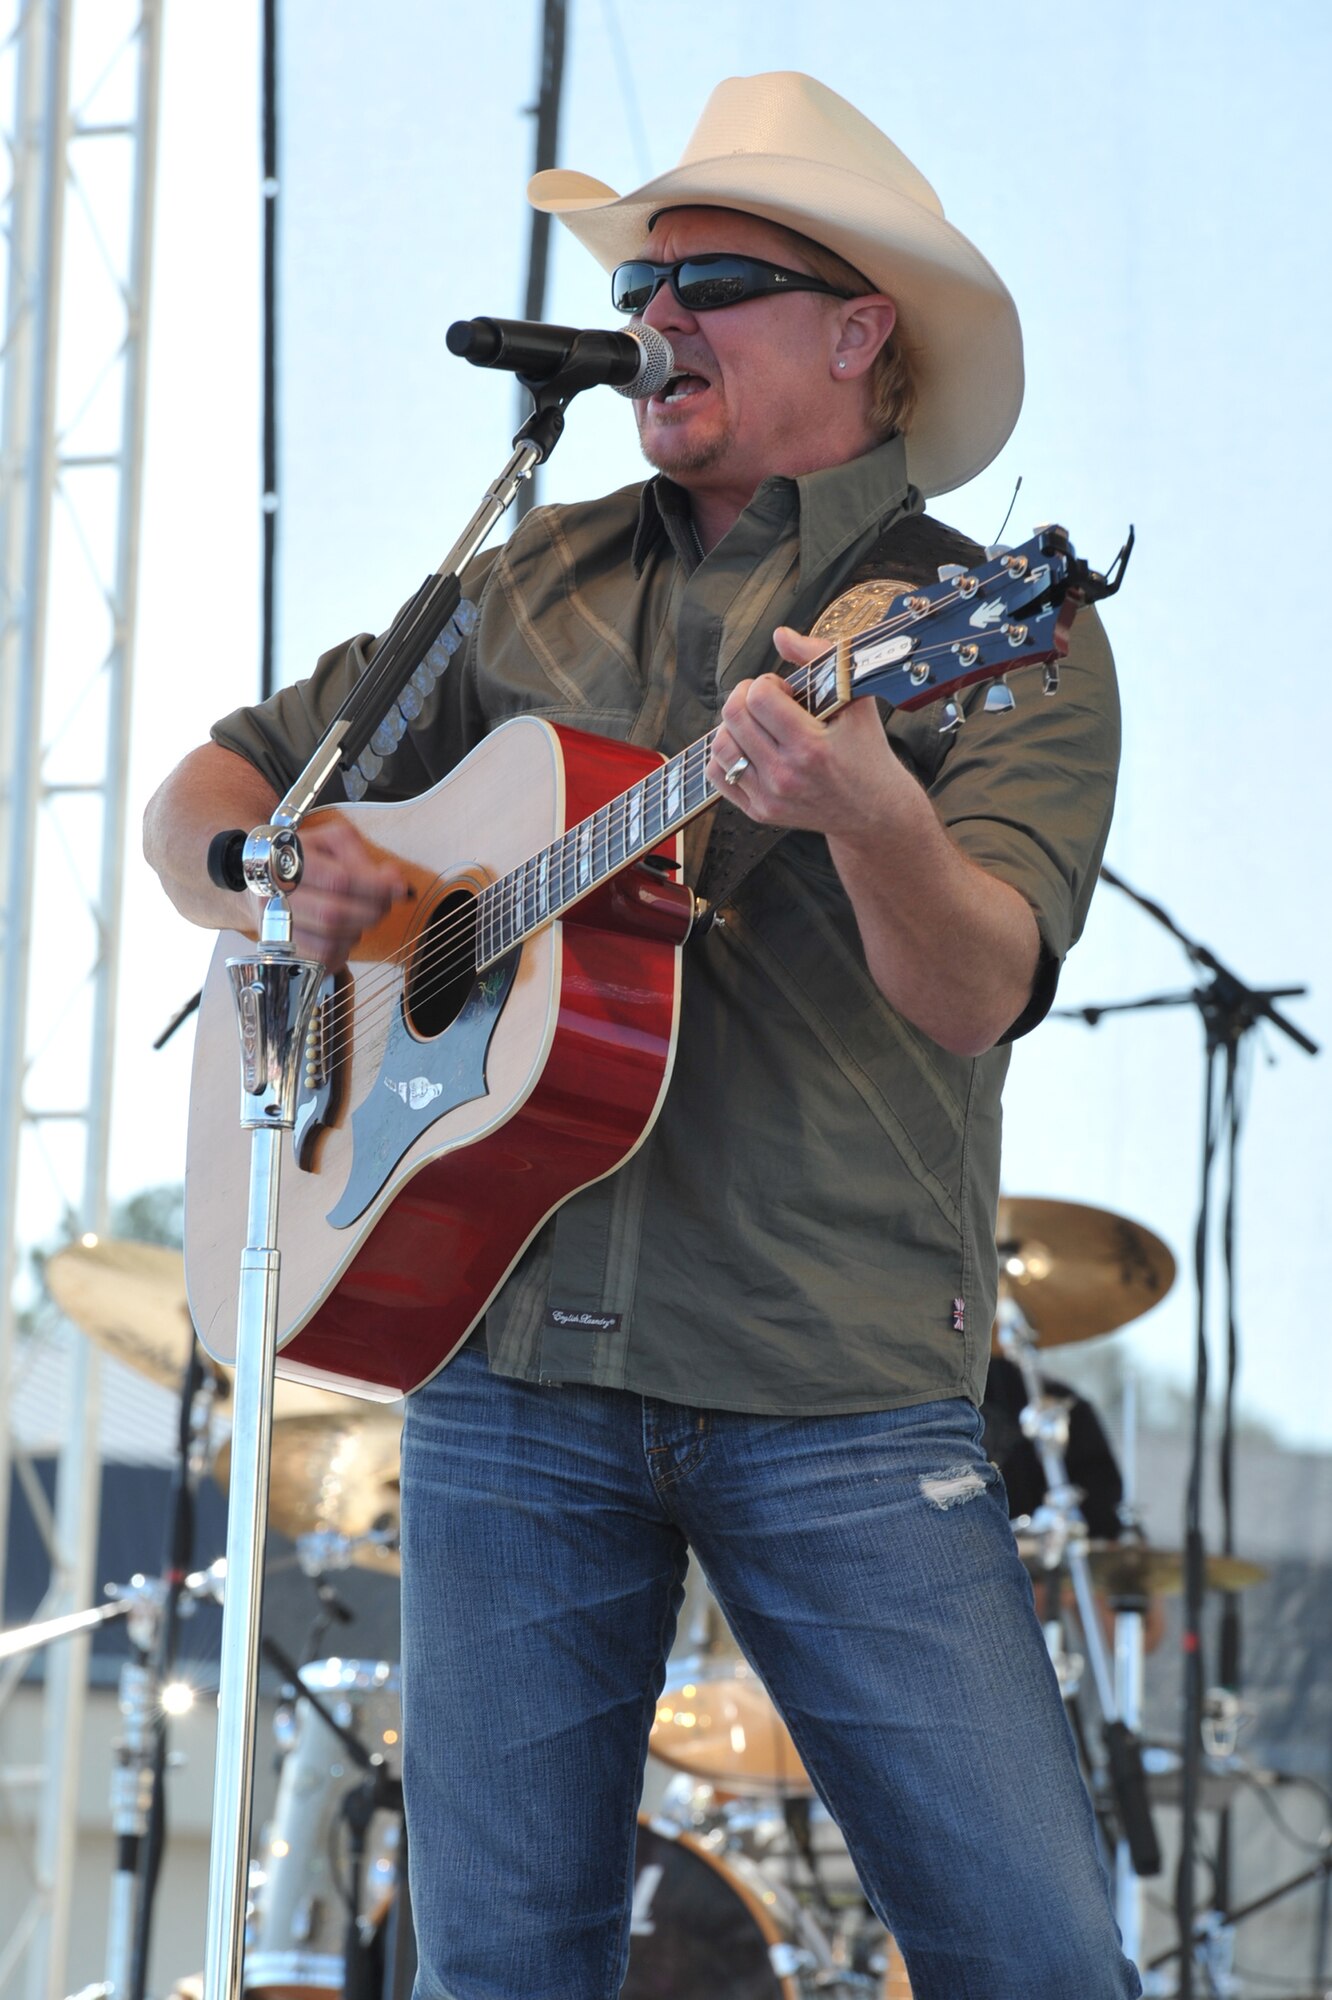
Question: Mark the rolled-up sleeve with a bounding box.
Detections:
[890,601,1120,1032]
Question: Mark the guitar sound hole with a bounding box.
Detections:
[404,889,478,1040]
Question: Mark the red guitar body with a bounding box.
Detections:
[185,717,688,1399]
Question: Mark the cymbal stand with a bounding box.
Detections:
[105,1575,179,2000]
[0,1559,226,1989]
[994,1297,1161,1885]
[295,1526,400,1575]
[200,372,589,2000]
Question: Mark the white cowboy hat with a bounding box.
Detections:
[528,71,1023,497]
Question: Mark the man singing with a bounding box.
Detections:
[146,71,1136,1999]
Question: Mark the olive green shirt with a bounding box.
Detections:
[213,435,1119,1414]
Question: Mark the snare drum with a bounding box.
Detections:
[245,1659,402,1998]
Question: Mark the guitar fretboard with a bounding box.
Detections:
[474,647,844,967]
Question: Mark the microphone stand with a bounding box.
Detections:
[199,361,594,2000]
[1052,865,1318,1996]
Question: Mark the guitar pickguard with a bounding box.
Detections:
[326,952,518,1229]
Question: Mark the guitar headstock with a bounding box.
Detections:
[809,525,1132,720]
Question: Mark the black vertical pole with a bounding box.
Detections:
[514,0,567,522]
[260,0,279,697]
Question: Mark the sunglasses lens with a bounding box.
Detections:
[675,257,757,309]
[611,263,657,313]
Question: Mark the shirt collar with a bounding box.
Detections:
[632,476,698,573]
[631,432,919,579]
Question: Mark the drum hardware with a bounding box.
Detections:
[627,1814,849,1998]
[995,1294,1162,1886]
[294,1527,401,1578]
[651,1779,909,1993]
[1141,1846,1332,1999]
[0,1558,226,2000]
[246,1651,410,2000]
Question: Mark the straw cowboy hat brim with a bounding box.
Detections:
[529,73,1023,498]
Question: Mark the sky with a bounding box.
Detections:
[49,0,1332,1456]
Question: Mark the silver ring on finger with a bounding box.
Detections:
[722,754,750,787]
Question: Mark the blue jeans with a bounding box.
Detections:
[400,1347,1140,2000]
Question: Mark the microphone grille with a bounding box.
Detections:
[614,324,675,399]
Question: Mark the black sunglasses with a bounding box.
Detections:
[611,253,857,316]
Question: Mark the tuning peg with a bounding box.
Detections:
[984,543,1012,560]
[937,562,967,582]
[984,679,1016,713]
[938,701,964,733]
[1042,663,1060,696]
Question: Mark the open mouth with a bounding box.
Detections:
[654,370,710,407]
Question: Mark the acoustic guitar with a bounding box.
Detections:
[185,526,1111,1398]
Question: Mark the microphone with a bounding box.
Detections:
[445,316,674,398]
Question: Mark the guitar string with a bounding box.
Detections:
[300,574,990,1059]
[309,715,738,1070]
[303,644,830,1070]
[307,615,1036,1075]
[308,608,1038,1076]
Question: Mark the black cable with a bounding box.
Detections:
[1231,1769,1332,1860]
[1215,1037,1249,1916]
[1177,1046,1222,1998]
[260,0,279,698]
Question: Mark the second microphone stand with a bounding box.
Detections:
[1055,865,1318,1996]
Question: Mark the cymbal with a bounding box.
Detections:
[44,1237,353,1420]
[1016,1536,1266,1598]
[1087,1543,1266,1599]
[46,1238,211,1394]
[212,1408,403,1576]
[650,1655,813,1796]
[995,1196,1176,1344]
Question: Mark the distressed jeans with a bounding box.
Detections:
[400,1346,1141,2000]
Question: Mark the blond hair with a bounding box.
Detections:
[769,222,918,440]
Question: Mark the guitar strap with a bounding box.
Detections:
[692,510,985,930]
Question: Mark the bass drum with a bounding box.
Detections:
[646,1785,913,1997]
[245,1659,403,1998]
[626,1816,833,1998]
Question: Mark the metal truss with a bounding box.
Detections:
[0,3,162,1995]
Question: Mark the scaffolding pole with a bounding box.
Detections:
[0,4,164,1995]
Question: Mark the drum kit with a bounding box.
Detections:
[6,1193,1272,1998]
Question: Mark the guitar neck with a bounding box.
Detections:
[471,518,1111,969]
[475,639,852,967]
